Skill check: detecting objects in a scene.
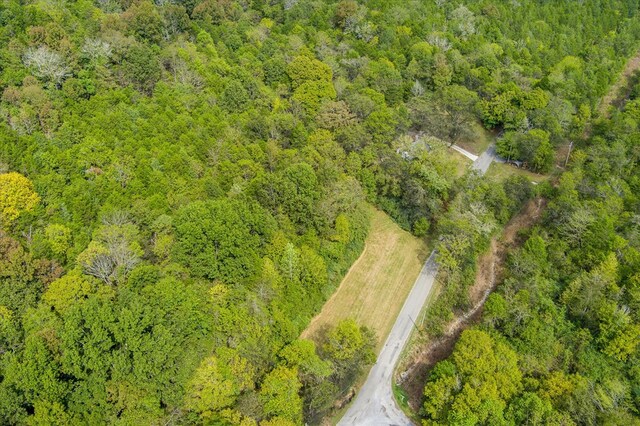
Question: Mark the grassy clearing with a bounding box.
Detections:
[485,162,547,184]
[456,121,495,155]
[448,149,473,177]
[301,206,429,351]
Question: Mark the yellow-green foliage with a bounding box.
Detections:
[0,172,39,228]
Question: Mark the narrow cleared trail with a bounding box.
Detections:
[398,198,547,411]
[598,49,640,117]
[338,149,496,426]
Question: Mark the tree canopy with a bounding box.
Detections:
[422,76,640,425]
[0,0,639,423]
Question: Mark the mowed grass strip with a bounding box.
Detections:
[485,161,548,184]
[302,207,429,351]
[448,149,473,177]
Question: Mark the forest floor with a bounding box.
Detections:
[396,197,547,411]
[301,206,430,352]
[598,48,640,118]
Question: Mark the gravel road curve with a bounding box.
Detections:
[338,147,495,426]
[337,252,438,426]
[471,144,498,175]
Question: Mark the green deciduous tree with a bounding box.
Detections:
[286,56,333,89]
[173,199,274,282]
[496,129,554,172]
[42,271,92,314]
[322,319,376,387]
[184,350,254,419]
[423,330,522,424]
[221,79,250,112]
[121,44,161,94]
[44,224,72,259]
[0,172,39,228]
[259,366,303,424]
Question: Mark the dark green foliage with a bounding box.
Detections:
[497,129,554,172]
[220,79,249,112]
[121,44,162,94]
[423,92,640,424]
[174,199,273,282]
[0,0,639,424]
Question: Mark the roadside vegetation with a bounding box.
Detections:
[0,0,639,424]
[398,196,546,409]
[302,207,429,351]
[414,45,640,426]
[418,92,640,424]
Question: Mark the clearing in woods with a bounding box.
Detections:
[598,49,640,117]
[455,121,495,155]
[485,161,548,184]
[301,206,429,351]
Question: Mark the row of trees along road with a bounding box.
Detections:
[0,0,640,423]
[421,75,640,425]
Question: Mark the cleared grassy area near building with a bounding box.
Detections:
[456,121,495,155]
[301,206,429,351]
[449,149,473,176]
[485,161,548,184]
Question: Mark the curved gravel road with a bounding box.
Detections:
[338,147,496,426]
[338,252,438,426]
[471,144,499,175]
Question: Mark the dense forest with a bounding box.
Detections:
[422,78,640,425]
[0,0,639,424]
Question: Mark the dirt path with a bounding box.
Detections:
[397,198,547,410]
[598,49,640,118]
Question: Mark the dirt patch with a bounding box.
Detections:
[397,198,547,411]
[555,141,572,169]
[502,197,546,244]
[467,239,498,308]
